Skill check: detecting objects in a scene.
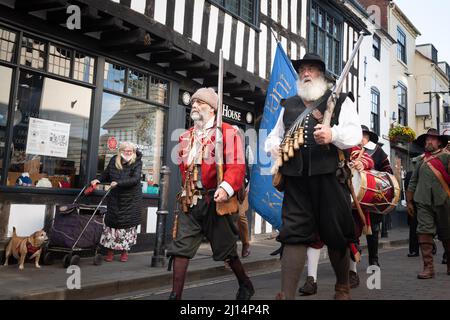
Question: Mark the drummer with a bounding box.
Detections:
[345,125,394,288]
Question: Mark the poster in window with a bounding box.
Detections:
[25,117,71,158]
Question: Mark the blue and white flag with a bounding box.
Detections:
[248,43,298,230]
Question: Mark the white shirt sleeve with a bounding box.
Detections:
[264,108,286,153]
[219,181,234,197]
[330,98,362,149]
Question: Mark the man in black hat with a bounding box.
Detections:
[265,53,362,300]
[406,128,450,279]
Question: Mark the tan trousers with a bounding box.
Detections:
[237,191,250,245]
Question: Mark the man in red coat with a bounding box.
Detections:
[167,87,254,300]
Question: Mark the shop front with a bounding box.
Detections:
[0,20,171,255]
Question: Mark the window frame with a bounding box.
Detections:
[308,0,343,77]
[370,87,380,135]
[397,82,408,126]
[372,34,381,61]
[397,26,407,64]
[207,0,259,28]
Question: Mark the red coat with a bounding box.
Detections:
[178,122,245,193]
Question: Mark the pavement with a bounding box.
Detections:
[0,227,410,300]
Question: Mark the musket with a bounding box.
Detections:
[322,31,365,126]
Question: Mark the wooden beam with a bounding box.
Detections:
[46,6,99,25]
[100,28,151,50]
[150,51,191,63]
[82,16,124,33]
[15,0,67,12]
[170,60,210,71]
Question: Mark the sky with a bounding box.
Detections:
[394,0,450,64]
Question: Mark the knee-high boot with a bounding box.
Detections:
[169,256,189,300]
[277,244,307,300]
[417,234,435,279]
[367,217,380,267]
[328,247,351,300]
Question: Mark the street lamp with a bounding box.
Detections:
[151,166,171,267]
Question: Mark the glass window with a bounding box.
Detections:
[20,36,46,70]
[74,52,95,84]
[104,62,126,92]
[149,76,169,105]
[309,1,342,75]
[0,27,17,63]
[0,66,13,182]
[48,44,71,78]
[210,0,256,24]
[397,27,407,63]
[98,93,165,193]
[127,69,148,99]
[370,88,380,135]
[7,71,91,188]
[373,34,380,61]
[397,82,407,126]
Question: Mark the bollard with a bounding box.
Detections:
[151,166,170,267]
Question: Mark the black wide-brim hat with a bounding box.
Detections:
[361,125,379,144]
[413,128,449,148]
[291,53,326,73]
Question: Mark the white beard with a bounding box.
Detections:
[191,110,212,129]
[297,76,329,102]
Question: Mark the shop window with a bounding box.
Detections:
[149,76,169,105]
[20,36,46,70]
[0,27,17,63]
[7,71,91,188]
[74,52,95,84]
[127,69,148,99]
[0,66,13,182]
[104,62,126,93]
[48,44,71,78]
[98,93,165,194]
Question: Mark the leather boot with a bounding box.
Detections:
[367,224,380,267]
[442,240,450,275]
[169,256,189,300]
[349,271,360,289]
[417,234,435,279]
[298,276,317,296]
[227,256,255,300]
[328,248,351,300]
[334,283,351,300]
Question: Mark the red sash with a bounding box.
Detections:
[424,152,450,185]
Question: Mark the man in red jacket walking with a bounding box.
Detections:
[167,87,254,300]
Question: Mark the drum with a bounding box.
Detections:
[351,169,401,214]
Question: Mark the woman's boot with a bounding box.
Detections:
[104,249,114,262]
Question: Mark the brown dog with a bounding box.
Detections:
[3,227,48,270]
